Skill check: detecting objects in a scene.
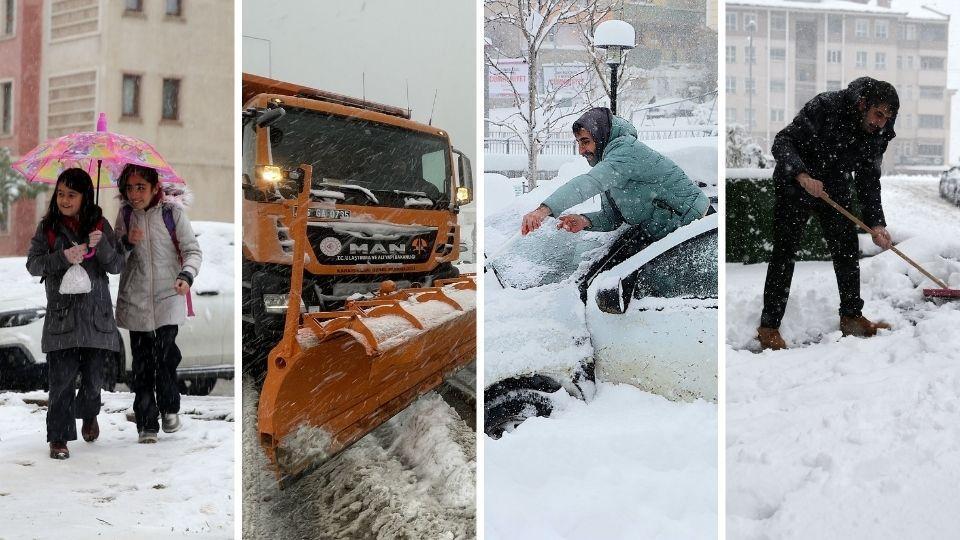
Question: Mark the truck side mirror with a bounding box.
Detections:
[256,106,286,128]
[453,148,474,205]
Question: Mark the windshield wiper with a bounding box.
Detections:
[313,182,379,204]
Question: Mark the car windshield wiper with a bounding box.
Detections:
[313,182,379,204]
[368,189,438,207]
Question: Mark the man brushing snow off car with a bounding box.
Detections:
[757,77,898,351]
[521,107,709,239]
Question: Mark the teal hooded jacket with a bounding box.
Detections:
[542,115,709,238]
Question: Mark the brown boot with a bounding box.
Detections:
[757,327,787,350]
[81,417,99,442]
[840,315,891,337]
[49,441,69,460]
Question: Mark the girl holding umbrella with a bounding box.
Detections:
[26,168,125,459]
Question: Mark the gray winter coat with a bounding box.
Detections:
[114,201,202,332]
[26,219,124,353]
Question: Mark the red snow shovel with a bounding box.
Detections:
[820,193,960,299]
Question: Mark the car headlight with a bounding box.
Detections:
[0,308,46,328]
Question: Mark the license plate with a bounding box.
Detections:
[308,208,351,219]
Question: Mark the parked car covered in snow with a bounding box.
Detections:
[940,166,960,206]
[484,138,718,437]
[0,222,235,395]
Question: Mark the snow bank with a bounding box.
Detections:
[486,383,717,539]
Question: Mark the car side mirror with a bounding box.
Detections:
[595,278,629,314]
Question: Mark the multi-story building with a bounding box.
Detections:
[0,0,47,256]
[726,0,951,173]
[41,0,233,223]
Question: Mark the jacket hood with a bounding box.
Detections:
[843,77,897,142]
[572,107,613,163]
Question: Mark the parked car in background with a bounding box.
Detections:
[940,166,960,206]
[0,221,234,395]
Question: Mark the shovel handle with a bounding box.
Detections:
[819,193,950,289]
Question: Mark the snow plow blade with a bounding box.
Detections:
[258,276,476,482]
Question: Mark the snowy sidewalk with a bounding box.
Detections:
[726,176,960,538]
[0,391,234,539]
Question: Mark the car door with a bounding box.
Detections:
[587,225,718,402]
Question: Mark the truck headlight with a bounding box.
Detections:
[257,165,284,183]
[456,186,471,204]
[0,308,46,328]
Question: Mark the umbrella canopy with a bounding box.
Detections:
[11,113,183,187]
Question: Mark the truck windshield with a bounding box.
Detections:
[265,106,451,207]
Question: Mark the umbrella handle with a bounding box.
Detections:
[83,248,96,260]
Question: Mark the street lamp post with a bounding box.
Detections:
[746,19,757,134]
[594,20,635,116]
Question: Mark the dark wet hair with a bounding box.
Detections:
[859,79,900,115]
[117,164,160,202]
[40,168,103,237]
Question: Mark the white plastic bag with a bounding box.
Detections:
[59,263,91,294]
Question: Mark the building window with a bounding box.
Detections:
[743,13,757,32]
[770,48,786,62]
[856,51,867,68]
[165,0,181,17]
[919,86,944,99]
[905,24,916,40]
[921,56,945,70]
[727,107,737,123]
[122,74,140,117]
[919,115,944,129]
[162,78,180,120]
[770,12,786,32]
[897,55,902,69]
[875,52,886,70]
[726,45,736,64]
[2,0,13,36]
[827,50,841,63]
[726,76,736,94]
[875,20,888,39]
[1,81,12,136]
[904,85,913,100]
[770,79,785,93]
[827,80,842,91]
[920,24,946,42]
[855,19,868,38]
[125,0,142,12]
[828,15,843,36]
[745,46,756,64]
[726,12,737,32]
[918,143,943,156]
[746,108,755,128]
[907,55,913,69]
[745,78,756,95]
[770,108,784,123]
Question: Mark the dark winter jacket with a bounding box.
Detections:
[771,77,896,227]
[26,218,124,353]
[543,110,709,237]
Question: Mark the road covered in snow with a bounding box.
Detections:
[0,390,234,538]
[726,175,960,538]
[242,379,476,539]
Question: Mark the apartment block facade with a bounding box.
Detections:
[726,0,951,173]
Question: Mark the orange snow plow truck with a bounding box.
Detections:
[241,73,476,481]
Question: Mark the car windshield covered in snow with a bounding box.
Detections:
[488,224,624,290]
[261,106,451,207]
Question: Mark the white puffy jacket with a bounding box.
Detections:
[114,200,202,331]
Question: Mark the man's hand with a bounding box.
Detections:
[797,173,825,198]
[557,214,591,233]
[88,230,102,248]
[521,205,552,236]
[64,244,87,264]
[174,278,190,296]
[128,227,145,245]
[871,225,892,250]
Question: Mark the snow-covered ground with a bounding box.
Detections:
[242,379,475,539]
[0,390,234,538]
[484,144,718,538]
[727,175,960,538]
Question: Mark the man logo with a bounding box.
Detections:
[319,237,342,257]
[412,237,429,255]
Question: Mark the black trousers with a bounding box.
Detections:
[130,325,182,432]
[760,187,864,329]
[46,347,105,442]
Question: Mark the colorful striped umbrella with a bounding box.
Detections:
[12,113,183,203]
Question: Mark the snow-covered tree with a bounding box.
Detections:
[726,123,770,169]
[485,0,614,189]
[0,147,46,229]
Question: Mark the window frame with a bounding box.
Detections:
[121,73,141,118]
[161,77,181,121]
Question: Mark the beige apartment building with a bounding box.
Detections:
[41,0,232,221]
[726,0,951,173]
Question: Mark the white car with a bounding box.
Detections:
[0,221,234,395]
